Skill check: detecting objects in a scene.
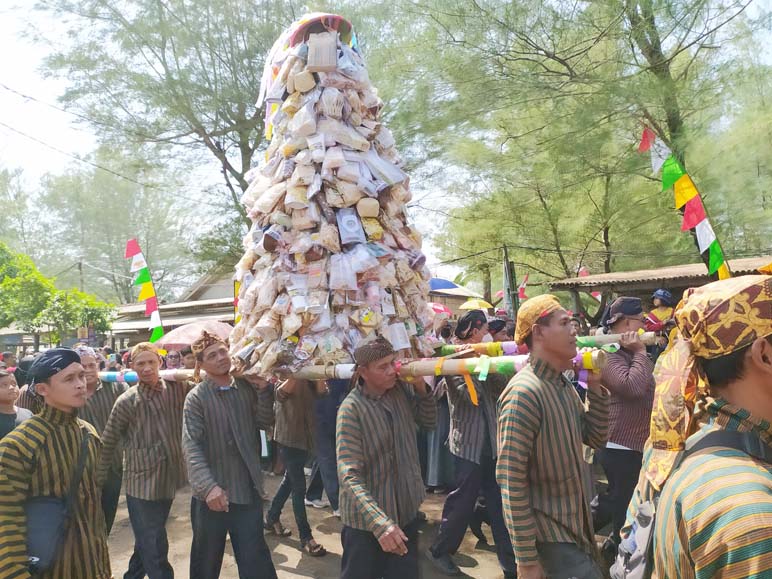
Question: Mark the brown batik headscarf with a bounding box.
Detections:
[647,274,772,490]
[191,331,227,382]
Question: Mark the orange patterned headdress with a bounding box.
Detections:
[647,275,772,489]
[514,294,563,346]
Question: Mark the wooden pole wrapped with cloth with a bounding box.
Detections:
[99,349,606,383]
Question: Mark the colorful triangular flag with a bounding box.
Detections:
[145,296,159,316]
[149,326,164,343]
[673,174,699,209]
[695,219,717,253]
[130,253,148,273]
[708,241,724,274]
[638,127,656,153]
[134,268,152,286]
[124,238,141,259]
[662,155,686,191]
[148,310,162,329]
[650,139,672,174]
[137,282,156,302]
[681,196,706,231]
[518,274,529,300]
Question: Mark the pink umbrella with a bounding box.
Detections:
[156,320,233,351]
[428,302,453,316]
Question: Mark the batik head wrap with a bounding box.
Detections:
[191,331,227,382]
[514,294,563,346]
[647,275,772,489]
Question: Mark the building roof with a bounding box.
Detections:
[549,256,772,293]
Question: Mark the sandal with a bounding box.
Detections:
[265,520,292,537]
[302,540,327,557]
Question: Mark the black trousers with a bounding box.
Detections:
[599,448,643,543]
[431,455,517,574]
[102,467,123,534]
[124,496,174,579]
[341,519,420,579]
[190,498,277,579]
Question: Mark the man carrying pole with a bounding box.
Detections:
[336,337,436,579]
[182,331,277,579]
[498,295,610,579]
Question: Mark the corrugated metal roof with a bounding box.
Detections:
[549,256,772,292]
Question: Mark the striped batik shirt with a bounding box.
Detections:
[337,380,436,538]
[80,381,128,470]
[0,404,111,579]
[644,398,772,579]
[274,380,319,451]
[97,379,192,500]
[497,357,609,564]
[16,384,44,414]
[600,348,654,451]
[445,373,509,464]
[182,378,274,504]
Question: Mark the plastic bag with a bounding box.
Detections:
[318,118,370,151]
[282,312,303,339]
[290,163,316,187]
[329,253,358,291]
[314,222,341,253]
[320,87,345,119]
[347,243,379,273]
[288,102,317,138]
[271,292,291,316]
[252,183,287,213]
[362,217,384,241]
[285,185,309,210]
[322,146,346,171]
[256,276,279,310]
[306,133,326,163]
[307,173,323,200]
[336,162,361,183]
[363,149,407,186]
[335,179,364,206]
[356,197,380,218]
[336,208,367,245]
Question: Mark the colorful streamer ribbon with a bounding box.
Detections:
[125,239,164,342]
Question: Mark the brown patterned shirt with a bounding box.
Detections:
[80,381,128,471]
[97,379,192,501]
[182,378,274,504]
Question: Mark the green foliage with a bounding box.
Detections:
[35,289,115,344]
[0,242,113,339]
[0,243,56,331]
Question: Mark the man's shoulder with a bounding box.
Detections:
[0,414,50,452]
[502,366,544,397]
[76,419,101,438]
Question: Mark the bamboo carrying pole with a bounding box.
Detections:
[98,350,607,383]
[434,332,660,357]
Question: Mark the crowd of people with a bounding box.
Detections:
[1,276,772,579]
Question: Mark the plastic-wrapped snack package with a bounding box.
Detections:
[336,162,360,183]
[347,243,379,273]
[362,217,384,241]
[335,179,365,206]
[255,310,281,341]
[324,185,346,209]
[381,288,397,315]
[320,87,345,119]
[290,163,316,187]
[318,118,370,151]
[307,31,338,72]
[314,222,341,253]
[282,312,303,339]
[307,257,328,288]
[363,149,407,186]
[292,207,317,231]
[281,137,308,158]
[311,300,333,331]
[322,146,346,171]
[329,252,358,291]
[295,335,319,361]
[386,322,411,351]
[336,208,367,245]
[356,197,380,218]
[256,276,279,310]
[271,292,291,316]
[307,290,328,315]
[379,262,399,287]
[285,185,309,210]
[255,182,287,214]
[306,133,326,163]
[281,91,302,115]
[288,102,317,137]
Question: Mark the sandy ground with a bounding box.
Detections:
[108,473,505,579]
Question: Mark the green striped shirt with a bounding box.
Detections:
[632,398,772,579]
[336,380,436,538]
[497,357,609,564]
[0,404,111,579]
[97,379,192,500]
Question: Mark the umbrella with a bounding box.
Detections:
[156,320,233,351]
[459,299,494,310]
[428,302,453,316]
[429,278,483,299]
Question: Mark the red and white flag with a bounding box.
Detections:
[518,274,529,300]
[578,267,602,301]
